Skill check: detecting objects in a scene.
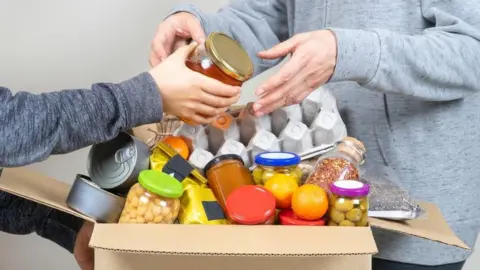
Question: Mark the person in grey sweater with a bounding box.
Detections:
[150,1,480,270]
[0,42,241,270]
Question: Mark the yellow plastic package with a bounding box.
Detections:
[150,142,226,224]
[179,184,228,224]
[150,142,207,189]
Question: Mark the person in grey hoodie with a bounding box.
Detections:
[150,1,480,270]
[0,42,241,270]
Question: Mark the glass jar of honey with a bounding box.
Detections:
[204,154,254,211]
[182,32,254,125]
[226,185,276,225]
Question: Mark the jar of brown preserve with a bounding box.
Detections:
[305,137,366,194]
[204,154,254,211]
[183,32,254,125]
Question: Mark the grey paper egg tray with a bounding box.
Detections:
[174,87,347,173]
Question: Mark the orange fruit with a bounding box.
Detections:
[161,136,190,159]
[264,174,299,209]
[292,184,328,220]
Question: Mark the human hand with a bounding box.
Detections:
[253,30,337,116]
[150,12,205,67]
[73,221,94,270]
[149,42,241,124]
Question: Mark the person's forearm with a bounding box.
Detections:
[167,0,289,76]
[0,188,83,253]
[0,72,163,167]
[328,1,480,101]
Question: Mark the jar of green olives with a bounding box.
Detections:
[328,180,370,227]
[252,152,303,185]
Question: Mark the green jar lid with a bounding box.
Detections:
[138,170,184,198]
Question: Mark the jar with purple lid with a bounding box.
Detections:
[327,180,370,227]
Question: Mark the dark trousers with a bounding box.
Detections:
[373,259,466,270]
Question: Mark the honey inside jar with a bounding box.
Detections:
[182,32,254,125]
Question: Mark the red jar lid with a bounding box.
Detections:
[226,185,276,225]
[278,209,326,226]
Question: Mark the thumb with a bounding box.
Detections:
[257,35,304,59]
[171,42,198,60]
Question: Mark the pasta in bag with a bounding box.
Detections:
[179,184,228,225]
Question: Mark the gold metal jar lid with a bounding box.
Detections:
[205,32,254,82]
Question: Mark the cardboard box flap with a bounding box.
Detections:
[369,202,469,250]
[0,167,95,223]
[90,224,378,256]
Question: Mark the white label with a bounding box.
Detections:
[260,152,295,160]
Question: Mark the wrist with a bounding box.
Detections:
[326,28,381,84]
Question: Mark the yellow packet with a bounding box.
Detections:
[179,184,228,225]
[150,142,207,188]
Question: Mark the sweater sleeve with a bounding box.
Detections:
[0,72,163,167]
[167,0,289,76]
[328,0,480,101]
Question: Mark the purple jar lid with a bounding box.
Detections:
[329,180,370,197]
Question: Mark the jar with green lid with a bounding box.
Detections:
[119,170,184,224]
[328,180,370,227]
[252,152,303,185]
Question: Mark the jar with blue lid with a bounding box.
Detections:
[252,152,303,185]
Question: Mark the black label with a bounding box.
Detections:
[202,201,226,221]
[162,155,194,182]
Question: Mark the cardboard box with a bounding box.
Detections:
[0,167,469,270]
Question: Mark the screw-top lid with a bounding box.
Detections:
[329,180,370,197]
[138,170,184,198]
[226,185,276,225]
[254,152,301,167]
[278,209,326,226]
[204,154,244,174]
[205,32,254,82]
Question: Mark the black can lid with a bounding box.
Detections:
[204,154,244,174]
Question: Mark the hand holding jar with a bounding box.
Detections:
[148,42,241,125]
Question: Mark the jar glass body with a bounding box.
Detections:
[118,183,180,224]
[252,165,302,185]
[305,147,362,193]
[328,193,369,227]
[186,42,244,87]
[229,213,276,225]
[205,158,254,211]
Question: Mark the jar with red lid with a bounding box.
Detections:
[182,32,254,125]
[278,209,326,226]
[225,185,276,225]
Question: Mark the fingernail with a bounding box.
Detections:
[255,111,264,117]
[256,88,265,96]
[253,103,262,111]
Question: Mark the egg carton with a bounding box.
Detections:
[174,87,347,173]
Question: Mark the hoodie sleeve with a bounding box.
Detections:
[0,72,163,167]
[328,0,480,101]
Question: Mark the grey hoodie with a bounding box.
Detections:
[169,0,480,266]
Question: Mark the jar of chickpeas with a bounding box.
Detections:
[119,170,184,224]
[328,180,370,227]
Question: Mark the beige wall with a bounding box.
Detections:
[0,1,476,269]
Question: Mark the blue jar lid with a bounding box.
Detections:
[254,152,301,167]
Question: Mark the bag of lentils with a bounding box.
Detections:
[361,163,424,220]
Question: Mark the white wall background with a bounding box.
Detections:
[0,1,477,269]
